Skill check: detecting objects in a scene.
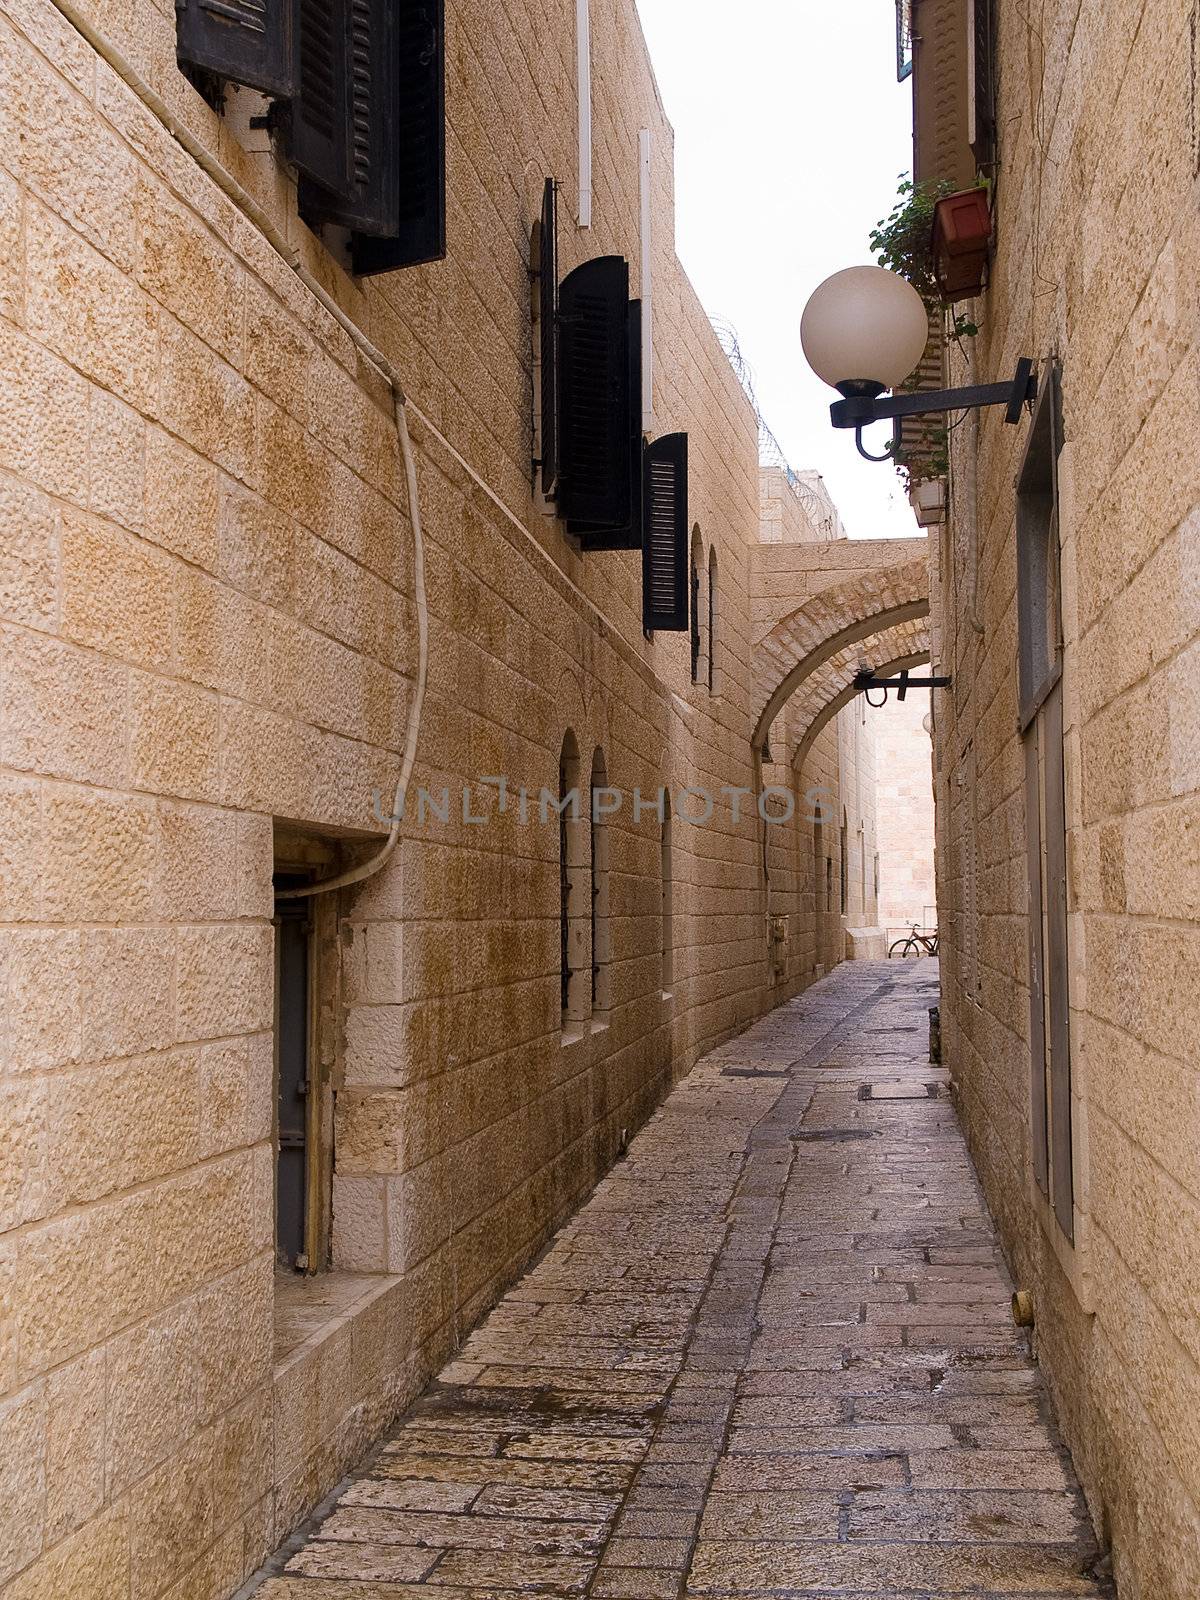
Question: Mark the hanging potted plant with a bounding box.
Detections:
[869,176,981,340]
[931,186,992,300]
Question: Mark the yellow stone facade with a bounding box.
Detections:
[919,0,1200,1591]
[0,1,929,1595]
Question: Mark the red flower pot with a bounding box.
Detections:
[931,188,992,301]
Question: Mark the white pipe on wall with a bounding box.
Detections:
[577,0,592,228]
[639,127,654,434]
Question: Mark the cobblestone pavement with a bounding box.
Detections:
[249,961,1111,1599]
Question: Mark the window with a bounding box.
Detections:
[813,817,823,918]
[274,879,312,1270]
[967,0,997,170]
[661,794,673,995]
[707,548,718,693]
[826,856,833,914]
[559,732,589,1026]
[1017,365,1073,1240]
[175,0,447,273]
[839,814,848,916]
[689,527,703,682]
[590,748,611,1014]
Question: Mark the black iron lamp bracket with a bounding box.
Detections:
[854,668,952,708]
[832,358,1037,463]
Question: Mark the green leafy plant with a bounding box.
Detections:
[869,174,980,344]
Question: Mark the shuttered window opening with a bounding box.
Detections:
[558,256,633,531]
[1017,362,1073,1242]
[642,434,688,632]
[535,179,560,499]
[177,0,296,97]
[289,0,352,193]
[574,300,643,551]
[352,0,447,271]
[175,0,446,272]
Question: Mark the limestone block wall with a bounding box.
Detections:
[931,0,1200,1592]
[0,0,879,1595]
[872,689,935,934]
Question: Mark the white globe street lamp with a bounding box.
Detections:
[800,265,930,396]
[799,264,1038,462]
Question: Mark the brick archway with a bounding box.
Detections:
[752,556,929,750]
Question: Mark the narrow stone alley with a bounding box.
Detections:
[246,963,1109,1599]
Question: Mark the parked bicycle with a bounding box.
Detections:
[888,923,939,959]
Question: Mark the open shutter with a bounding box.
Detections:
[558,256,631,530]
[351,0,447,272]
[288,0,353,194]
[299,0,399,234]
[575,300,643,551]
[537,179,559,499]
[641,433,688,631]
[176,0,295,95]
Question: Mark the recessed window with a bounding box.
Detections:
[707,547,718,693]
[1017,364,1073,1241]
[689,526,704,683]
[661,794,674,995]
[590,748,611,1015]
[559,732,589,1027]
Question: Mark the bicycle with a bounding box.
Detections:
[888,923,939,959]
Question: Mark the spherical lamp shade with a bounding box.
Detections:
[801,266,930,394]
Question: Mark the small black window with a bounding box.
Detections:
[641,436,689,633]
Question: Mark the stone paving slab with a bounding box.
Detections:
[244,962,1111,1600]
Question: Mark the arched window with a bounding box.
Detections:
[661,792,674,995]
[839,812,848,916]
[689,526,704,683]
[559,732,588,1026]
[813,815,824,921]
[707,548,718,693]
[590,748,611,1014]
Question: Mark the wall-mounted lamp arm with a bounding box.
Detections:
[831,358,1037,435]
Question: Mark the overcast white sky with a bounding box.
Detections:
[634,0,918,538]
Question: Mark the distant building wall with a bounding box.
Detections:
[873,690,935,933]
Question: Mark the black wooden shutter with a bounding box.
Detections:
[641,433,688,631]
[558,256,631,530]
[176,0,295,95]
[538,179,560,499]
[351,0,447,273]
[288,0,353,193]
[575,300,643,551]
[299,0,398,234]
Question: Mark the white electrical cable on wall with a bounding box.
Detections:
[279,395,429,898]
[45,0,429,900]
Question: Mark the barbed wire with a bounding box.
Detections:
[710,314,837,539]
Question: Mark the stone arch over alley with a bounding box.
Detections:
[750,529,934,972]
[751,547,930,752]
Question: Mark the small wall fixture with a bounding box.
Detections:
[854,668,951,707]
[800,265,1036,462]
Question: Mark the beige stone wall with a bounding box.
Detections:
[930,0,1200,1591]
[872,689,935,935]
[0,1,895,1595]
